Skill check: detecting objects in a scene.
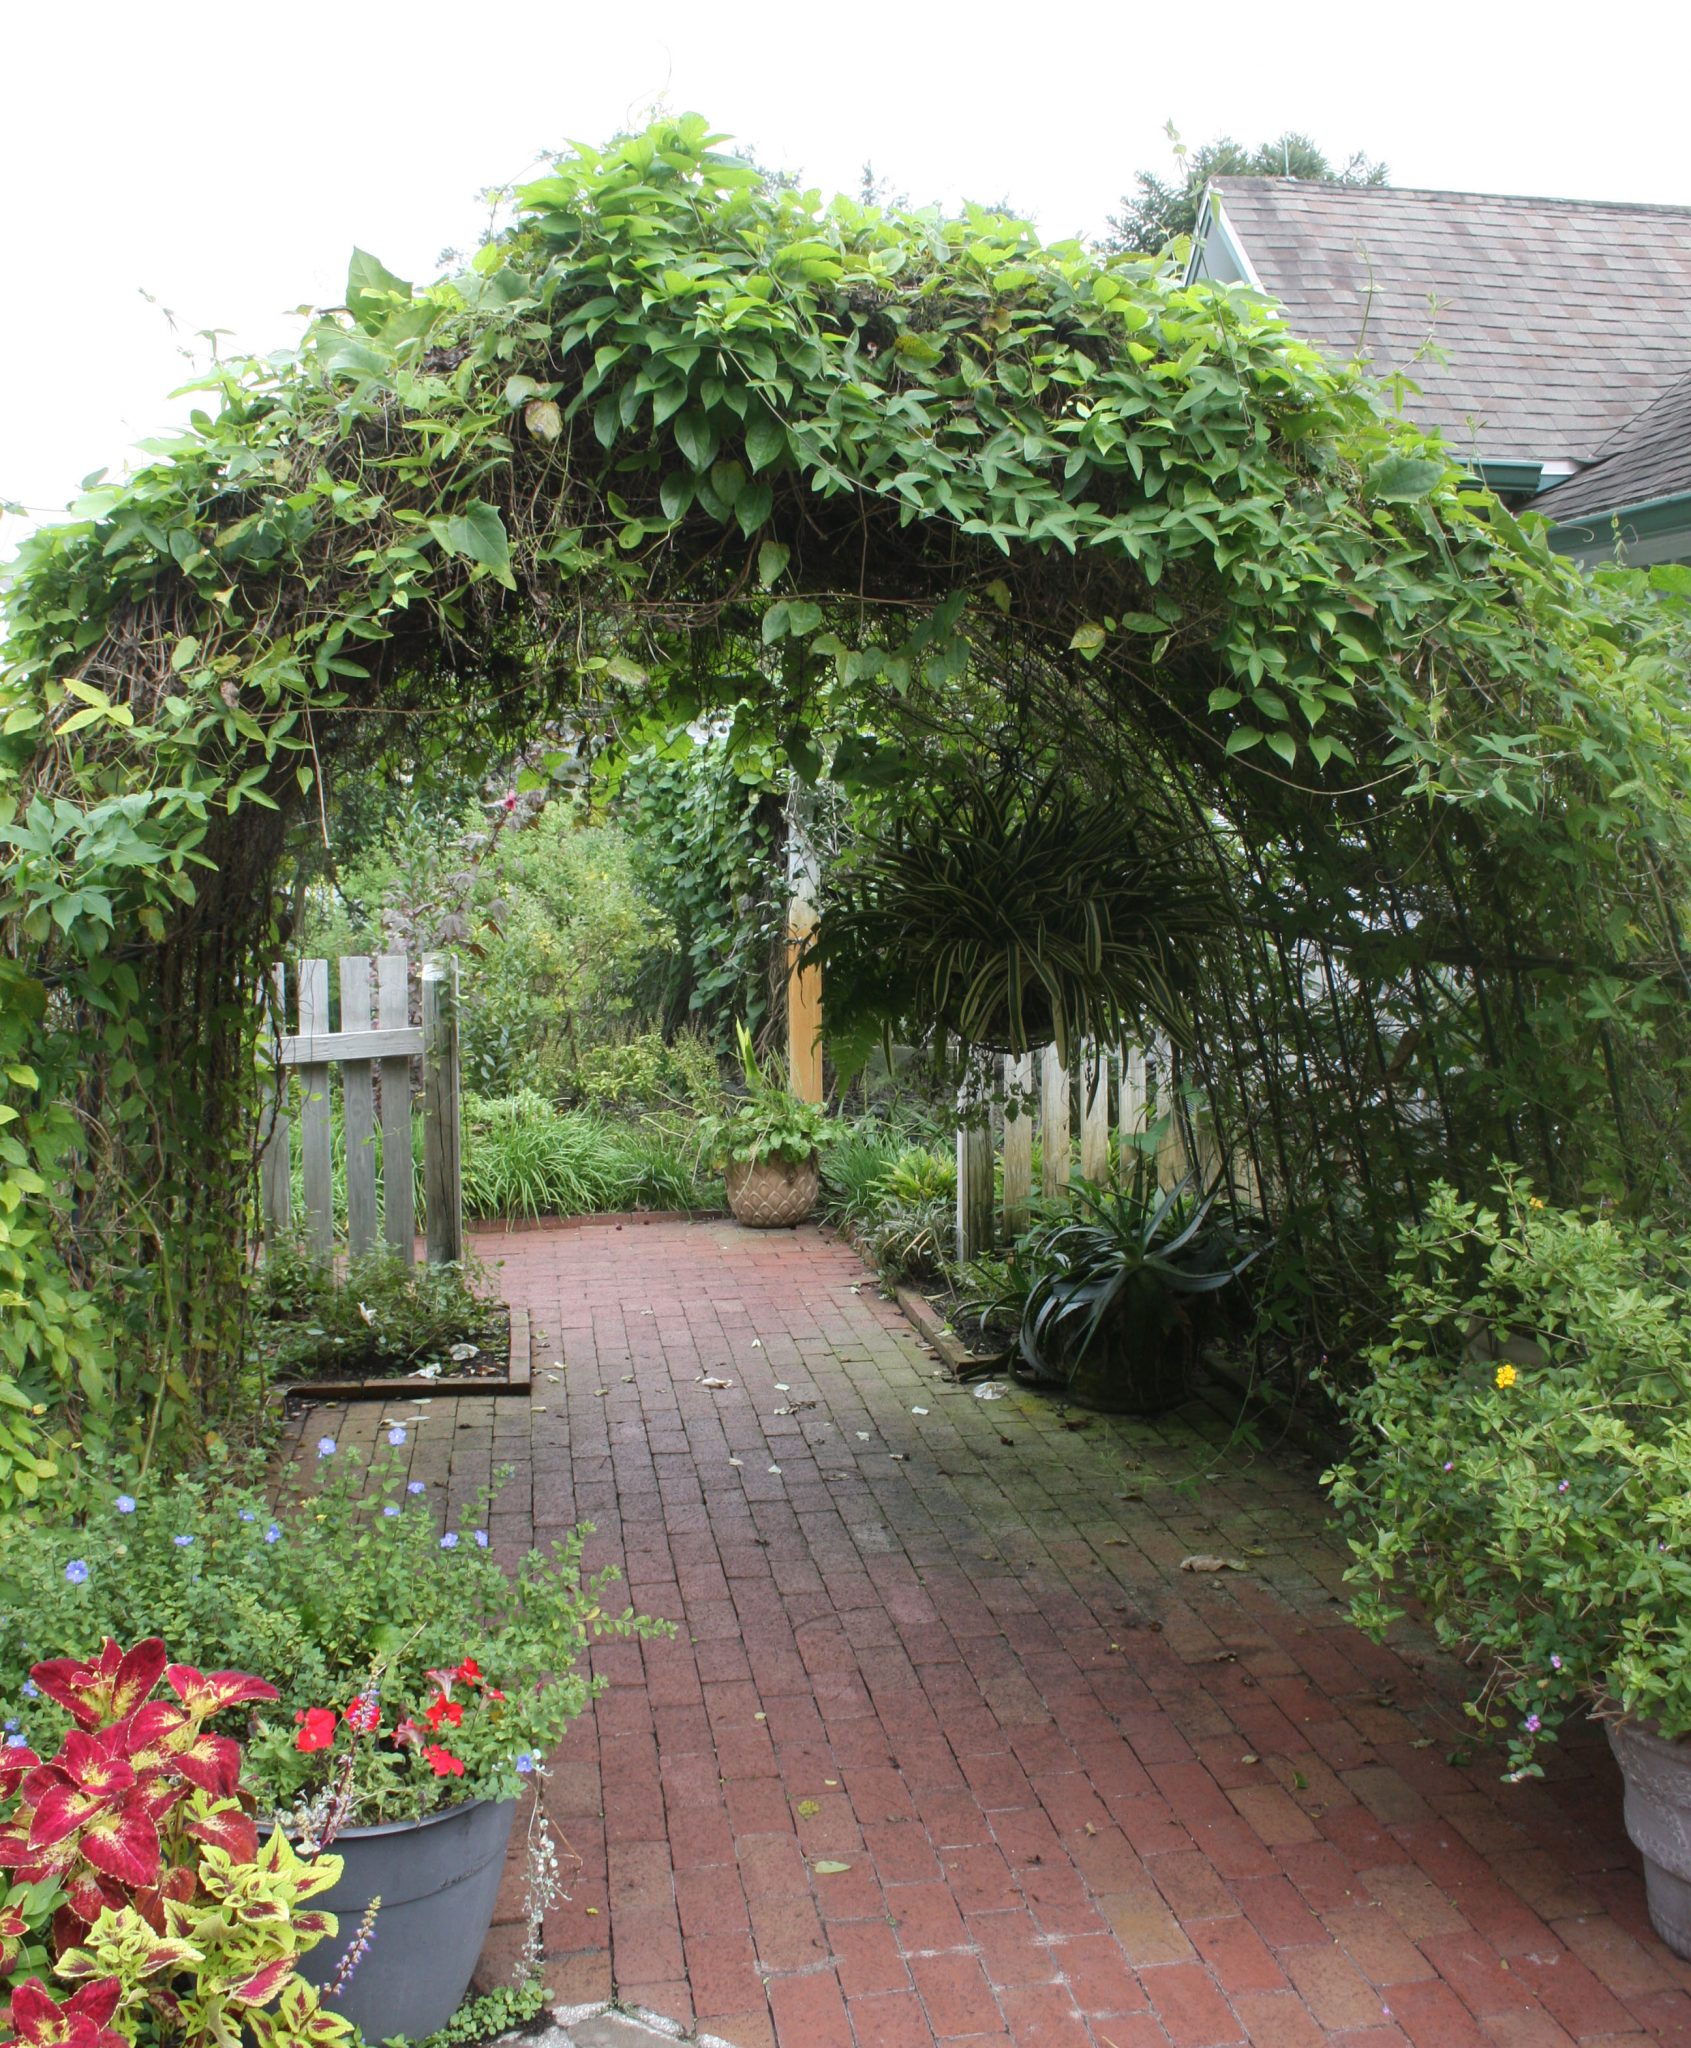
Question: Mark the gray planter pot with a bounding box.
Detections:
[1608,1719,1691,1959]
[298,1797,517,2041]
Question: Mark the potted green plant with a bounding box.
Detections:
[1011,1163,1265,1412]
[0,1443,671,2037]
[1327,1175,1691,1958]
[699,1021,834,1228]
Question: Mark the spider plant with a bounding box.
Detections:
[814,760,1218,1071]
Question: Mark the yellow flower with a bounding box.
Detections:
[1495,1364,1517,1390]
[1528,1197,1545,1210]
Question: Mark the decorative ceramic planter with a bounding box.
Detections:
[297,1797,517,2040]
[724,1152,819,1228]
[1608,1720,1691,1959]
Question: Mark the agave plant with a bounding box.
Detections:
[814,761,1218,1072]
[1017,1163,1266,1412]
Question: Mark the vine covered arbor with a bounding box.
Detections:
[3,115,1689,1495]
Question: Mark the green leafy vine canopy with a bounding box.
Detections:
[3,112,1690,1498]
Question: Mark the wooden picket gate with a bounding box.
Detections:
[259,951,462,1265]
[955,1040,1223,1259]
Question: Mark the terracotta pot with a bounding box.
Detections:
[296,1796,516,2039]
[1608,1719,1691,1959]
[724,1152,819,1228]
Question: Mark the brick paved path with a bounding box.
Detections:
[299,1218,1691,2046]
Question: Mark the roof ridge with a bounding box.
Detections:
[1209,176,1691,216]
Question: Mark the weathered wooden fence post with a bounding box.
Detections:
[1039,1045,1071,1198]
[1001,1052,1033,1238]
[422,953,462,1266]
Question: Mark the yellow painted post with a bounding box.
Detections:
[786,787,823,1103]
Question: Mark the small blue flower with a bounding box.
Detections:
[115,1494,136,1515]
[383,1505,400,1518]
[440,1533,459,1550]
[473,1530,489,1549]
[515,1753,534,1775]
[317,1436,337,1459]
[407,1480,426,1495]
[64,1561,89,1585]
[3,1719,17,1733]
[239,1509,256,1523]
[264,1524,281,1544]
[4,1734,25,1750]
[21,1680,38,1699]
[387,1427,407,1447]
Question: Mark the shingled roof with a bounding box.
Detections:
[1535,366,1691,522]
[1201,179,1691,467]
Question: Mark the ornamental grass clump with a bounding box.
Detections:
[0,1443,671,1827]
[1327,1173,1691,1777]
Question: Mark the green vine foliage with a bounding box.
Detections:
[3,112,1691,1500]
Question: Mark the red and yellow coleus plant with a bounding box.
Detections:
[0,1639,353,2048]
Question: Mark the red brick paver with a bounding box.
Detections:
[294,1219,1691,2045]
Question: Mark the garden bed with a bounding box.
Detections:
[278,1303,533,1403]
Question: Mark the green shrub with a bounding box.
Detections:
[460,1092,712,1218]
[255,1244,504,1381]
[879,1146,956,1208]
[819,1122,907,1226]
[575,1026,721,1114]
[1328,1175,1691,1775]
[866,1198,955,1288]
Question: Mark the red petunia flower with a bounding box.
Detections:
[456,1659,482,1685]
[423,1695,462,1730]
[424,1746,464,1778]
[292,1708,337,1753]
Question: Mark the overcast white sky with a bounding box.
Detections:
[3,0,1688,551]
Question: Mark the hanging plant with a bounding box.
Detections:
[812,762,1220,1073]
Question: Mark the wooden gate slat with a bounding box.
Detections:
[339,956,378,1259]
[377,954,415,1261]
[1039,1045,1072,1198]
[259,963,291,1238]
[297,958,334,1258]
[1001,1052,1033,1239]
[1080,1040,1111,1182]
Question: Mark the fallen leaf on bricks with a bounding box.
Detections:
[1180,1554,1248,1572]
[698,1375,734,1390]
[813,1860,851,1874]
